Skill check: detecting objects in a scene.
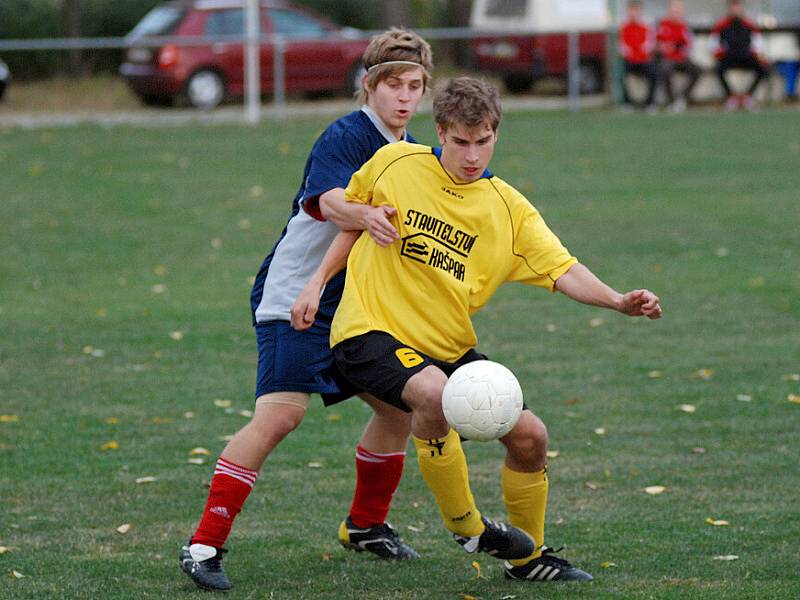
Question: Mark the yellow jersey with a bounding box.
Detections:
[330,142,578,362]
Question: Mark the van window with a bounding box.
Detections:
[205,9,245,36]
[484,0,527,19]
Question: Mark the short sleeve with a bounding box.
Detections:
[506,194,578,291]
[304,129,368,203]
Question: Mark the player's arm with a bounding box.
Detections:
[290,230,360,331]
[318,188,399,247]
[554,263,663,319]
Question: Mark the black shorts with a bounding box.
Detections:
[332,331,486,413]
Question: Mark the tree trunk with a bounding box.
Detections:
[63,0,82,77]
[382,0,413,28]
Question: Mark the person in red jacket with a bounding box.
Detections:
[656,0,700,112]
[710,0,769,110]
[619,0,659,109]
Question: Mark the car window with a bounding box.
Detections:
[129,6,186,36]
[267,8,327,39]
[205,9,245,36]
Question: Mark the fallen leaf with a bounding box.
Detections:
[153,264,167,276]
[183,411,196,419]
[0,547,12,554]
[788,394,800,404]
[471,560,486,579]
[594,427,606,435]
[693,368,714,380]
[589,318,604,328]
[91,349,105,358]
[326,414,342,422]
[101,441,119,451]
[712,555,739,561]
[210,238,223,249]
[278,143,290,155]
[600,561,617,568]
[647,370,664,379]
[96,307,108,318]
[0,415,19,423]
[218,434,234,442]
[692,447,707,454]
[135,476,157,484]
[190,447,211,456]
[500,596,518,600]
[747,276,765,288]
[82,345,94,354]
[321,551,331,561]
[239,218,252,230]
[307,462,322,468]
[249,185,264,198]
[213,399,231,408]
[151,283,167,294]
[678,404,697,413]
[545,323,558,332]
[150,416,172,424]
[644,485,666,495]
[239,410,253,418]
[736,394,752,402]
[555,516,565,525]
[11,570,24,579]
[116,523,132,534]
[104,417,119,424]
[187,458,206,465]
[546,450,560,458]
[169,331,184,341]
[715,247,729,257]
[784,373,800,382]
[407,525,423,532]
[585,481,599,490]
[706,517,730,526]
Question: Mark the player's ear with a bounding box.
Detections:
[436,124,446,146]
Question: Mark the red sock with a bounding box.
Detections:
[191,457,258,548]
[348,445,405,528]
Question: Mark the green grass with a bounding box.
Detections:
[1,108,799,599]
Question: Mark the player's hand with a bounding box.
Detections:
[364,205,399,247]
[619,289,662,320]
[290,284,321,331]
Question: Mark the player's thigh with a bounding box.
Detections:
[255,320,342,398]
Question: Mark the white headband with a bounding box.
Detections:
[366,60,424,72]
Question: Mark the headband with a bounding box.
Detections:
[366,60,424,72]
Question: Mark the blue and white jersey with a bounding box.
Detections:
[251,106,415,327]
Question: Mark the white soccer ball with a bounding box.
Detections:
[441,360,524,441]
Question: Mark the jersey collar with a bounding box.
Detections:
[361,105,407,143]
[431,146,493,181]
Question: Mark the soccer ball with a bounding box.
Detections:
[442,360,524,441]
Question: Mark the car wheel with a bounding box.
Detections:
[578,61,603,95]
[503,73,534,94]
[185,69,225,109]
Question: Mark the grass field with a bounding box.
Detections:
[1,107,799,599]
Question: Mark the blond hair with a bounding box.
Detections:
[433,77,502,132]
[357,28,433,104]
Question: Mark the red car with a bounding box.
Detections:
[120,0,368,108]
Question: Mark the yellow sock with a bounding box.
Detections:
[413,428,483,537]
[502,465,548,565]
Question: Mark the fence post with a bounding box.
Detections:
[244,0,261,124]
[273,35,286,117]
[567,29,580,112]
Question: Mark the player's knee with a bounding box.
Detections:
[252,399,306,441]
[402,366,447,414]
[504,412,548,460]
